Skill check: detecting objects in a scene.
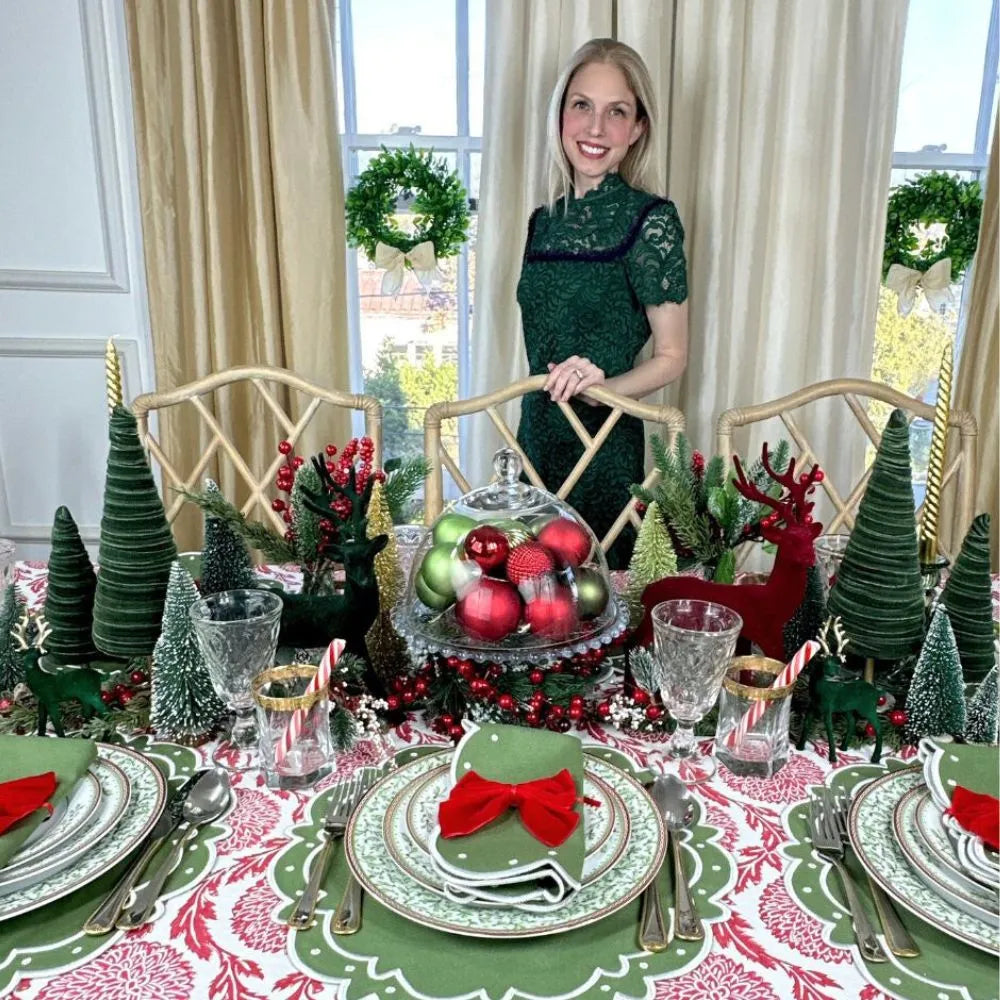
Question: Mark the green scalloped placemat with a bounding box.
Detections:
[0,737,230,997]
[781,758,1000,1000]
[271,745,734,1000]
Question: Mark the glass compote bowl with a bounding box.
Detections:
[189,589,283,771]
[651,599,743,784]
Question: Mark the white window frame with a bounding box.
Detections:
[334,0,481,449]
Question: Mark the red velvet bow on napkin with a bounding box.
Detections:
[946,785,1000,851]
[0,772,57,836]
[438,769,591,848]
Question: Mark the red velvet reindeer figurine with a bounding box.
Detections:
[631,446,824,659]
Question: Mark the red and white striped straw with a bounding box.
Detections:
[274,638,343,766]
[723,640,820,750]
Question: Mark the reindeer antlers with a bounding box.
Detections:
[732,444,823,526]
[11,610,50,654]
[818,615,848,661]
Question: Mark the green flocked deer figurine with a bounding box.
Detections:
[12,611,108,737]
[796,616,883,764]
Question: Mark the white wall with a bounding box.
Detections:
[0,0,155,561]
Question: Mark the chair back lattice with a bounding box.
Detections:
[131,365,382,534]
[715,378,977,561]
[423,375,686,554]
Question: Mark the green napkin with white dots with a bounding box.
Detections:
[429,723,587,912]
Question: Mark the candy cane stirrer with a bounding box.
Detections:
[275,639,344,766]
[723,639,820,750]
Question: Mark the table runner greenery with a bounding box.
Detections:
[781,757,999,1000]
[271,745,736,1000]
[0,738,229,996]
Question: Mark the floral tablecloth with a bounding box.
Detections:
[4,563,998,1000]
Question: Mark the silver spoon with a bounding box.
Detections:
[657,775,704,941]
[117,769,231,929]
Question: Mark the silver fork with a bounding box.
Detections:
[288,772,364,930]
[808,795,888,963]
[824,788,920,958]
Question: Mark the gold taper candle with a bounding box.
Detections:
[105,338,123,416]
[919,342,953,563]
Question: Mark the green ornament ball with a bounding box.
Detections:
[575,567,610,618]
[418,543,459,600]
[415,573,453,611]
[432,513,477,547]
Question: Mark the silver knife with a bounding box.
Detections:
[83,770,204,935]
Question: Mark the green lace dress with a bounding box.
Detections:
[515,172,688,568]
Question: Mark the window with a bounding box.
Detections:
[334,0,484,488]
[871,0,998,495]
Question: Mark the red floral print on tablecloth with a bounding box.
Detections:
[759,878,849,964]
[703,801,741,853]
[719,752,827,805]
[217,788,282,854]
[657,951,781,1000]
[34,942,195,1000]
[232,882,287,954]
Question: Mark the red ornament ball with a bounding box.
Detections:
[596,701,612,718]
[130,670,147,685]
[448,725,465,741]
[100,690,114,705]
[530,669,545,686]
[0,698,11,712]
[440,714,455,727]
[632,689,650,706]
[525,711,541,728]
[536,518,592,567]
[278,440,293,455]
[271,498,286,512]
[877,694,888,708]
[386,695,401,711]
[888,709,908,727]
[505,542,555,586]
[524,585,578,639]
[118,690,134,705]
[463,525,510,573]
[498,694,516,712]
[864,722,877,738]
[568,704,584,720]
[645,705,662,721]
[455,578,522,642]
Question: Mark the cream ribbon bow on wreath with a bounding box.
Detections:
[885,257,954,317]
[375,240,441,296]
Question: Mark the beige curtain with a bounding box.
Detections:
[472,0,907,522]
[468,0,612,489]
[125,0,351,548]
[943,115,999,567]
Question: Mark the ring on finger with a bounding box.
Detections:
[573,368,583,380]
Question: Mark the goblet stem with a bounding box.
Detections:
[668,722,698,758]
[230,707,258,750]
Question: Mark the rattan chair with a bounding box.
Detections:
[423,375,686,554]
[131,365,382,533]
[715,378,977,558]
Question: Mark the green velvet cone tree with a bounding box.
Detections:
[965,664,998,744]
[151,561,225,743]
[827,409,925,661]
[0,582,26,690]
[199,479,256,596]
[92,406,177,657]
[783,563,827,659]
[626,501,677,627]
[941,513,995,682]
[43,506,100,664]
[905,606,967,741]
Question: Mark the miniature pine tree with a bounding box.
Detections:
[965,663,998,744]
[151,561,225,743]
[827,409,925,661]
[905,605,967,741]
[199,479,256,595]
[92,406,178,657]
[626,501,678,626]
[0,583,26,690]
[290,462,324,571]
[43,506,100,664]
[941,514,995,682]
[783,563,827,659]
[364,479,410,685]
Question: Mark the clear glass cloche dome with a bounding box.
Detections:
[393,449,628,664]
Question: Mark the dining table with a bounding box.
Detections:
[2,561,998,1000]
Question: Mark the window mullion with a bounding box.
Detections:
[974,0,1000,157]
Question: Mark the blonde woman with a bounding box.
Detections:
[514,39,689,568]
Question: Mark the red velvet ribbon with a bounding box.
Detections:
[0,772,57,836]
[946,785,1000,851]
[438,768,592,848]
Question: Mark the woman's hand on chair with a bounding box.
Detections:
[544,357,606,404]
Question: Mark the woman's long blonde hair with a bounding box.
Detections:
[546,38,658,208]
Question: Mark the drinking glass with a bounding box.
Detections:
[651,599,743,784]
[0,538,15,592]
[189,589,283,771]
[814,533,850,595]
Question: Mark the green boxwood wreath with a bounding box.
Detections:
[346,146,470,262]
[882,171,983,283]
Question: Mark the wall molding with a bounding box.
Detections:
[0,336,140,544]
[0,0,130,293]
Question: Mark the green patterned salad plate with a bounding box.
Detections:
[344,750,665,938]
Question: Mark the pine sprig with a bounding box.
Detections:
[179,487,295,563]
[383,456,431,523]
[290,463,324,565]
